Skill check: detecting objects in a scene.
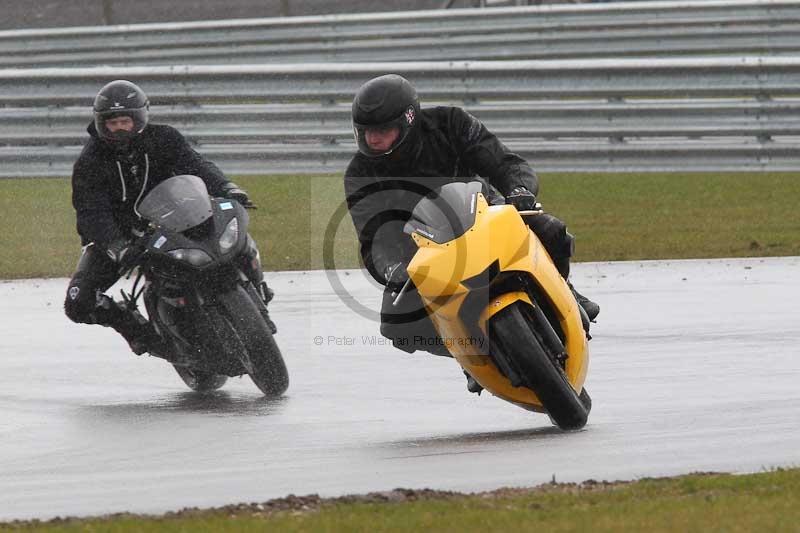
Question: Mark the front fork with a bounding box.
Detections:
[239,235,264,285]
[239,234,277,334]
[245,281,277,334]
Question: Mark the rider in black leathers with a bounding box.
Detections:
[344,74,599,362]
[64,80,260,355]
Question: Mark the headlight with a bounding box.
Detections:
[167,248,213,267]
[219,217,239,253]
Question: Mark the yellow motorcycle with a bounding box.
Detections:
[399,181,591,430]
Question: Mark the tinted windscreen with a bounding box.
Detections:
[404,181,482,244]
[137,175,214,232]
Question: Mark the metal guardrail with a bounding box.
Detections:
[2,58,800,176]
[3,57,800,107]
[3,25,799,67]
[3,99,799,145]
[0,0,799,66]
[2,139,796,177]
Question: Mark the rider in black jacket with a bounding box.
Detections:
[344,74,599,362]
[64,80,256,355]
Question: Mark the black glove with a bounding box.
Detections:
[384,261,410,293]
[505,186,538,211]
[105,237,133,264]
[221,182,254,208]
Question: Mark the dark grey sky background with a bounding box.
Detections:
[3,1,485,30]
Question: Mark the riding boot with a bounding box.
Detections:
[111,311,164,356]
[568,282,600,322]
[464,371,483,394]
[552,255,600,322]
[94,295,165,355]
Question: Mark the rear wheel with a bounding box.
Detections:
[489,301,588,430]
[216,285,289,397]
[172,365,228,392]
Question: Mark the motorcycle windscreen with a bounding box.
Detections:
[137,174,214,232]
[404,181,482,244]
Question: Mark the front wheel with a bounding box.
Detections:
[217,285,289,397]
[489,301,588,430]
[173,365,228,392]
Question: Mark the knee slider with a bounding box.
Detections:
[64,285,96,324]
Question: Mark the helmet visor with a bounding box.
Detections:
[353,107,415,158]
[94,107,148,144]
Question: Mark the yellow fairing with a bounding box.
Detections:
[407,193,588,412]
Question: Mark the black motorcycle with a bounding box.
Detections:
[118,174,288,396]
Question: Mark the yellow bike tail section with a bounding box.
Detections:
[407,193,588,412]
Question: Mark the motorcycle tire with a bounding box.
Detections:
[172,365,228,392]
[215,285,289,397]
[489,301,588,430]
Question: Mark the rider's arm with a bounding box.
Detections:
[344,168,407,286]
[160,125,231,196]
[72,158,126,249]
[447,106,539,197]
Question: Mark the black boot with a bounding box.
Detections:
[464,371,483,394]
[96,296,165,355]
[568,282,600,321]
[111,309,165,356]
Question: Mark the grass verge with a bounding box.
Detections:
[1,173,797,279]
[3,468,799,532]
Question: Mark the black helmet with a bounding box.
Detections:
[93,80,149,145]
[352,74,420,158]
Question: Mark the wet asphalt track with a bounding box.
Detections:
[1,257,799,521]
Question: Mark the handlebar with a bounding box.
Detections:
[117,233,151,277]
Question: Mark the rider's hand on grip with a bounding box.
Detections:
[105,237,133,264]
[110,236,147,274]
[384,262,410,293]
[505,186,537,211]
[221,182,256,209]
